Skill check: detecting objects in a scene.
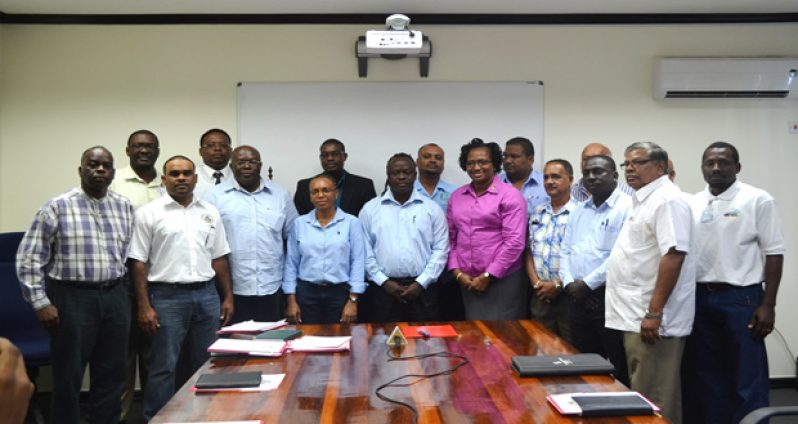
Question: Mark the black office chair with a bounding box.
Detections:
[740,406,798,424]
[0,231,51,371]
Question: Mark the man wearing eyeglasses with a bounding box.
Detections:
[205,145,298,323]
[683,142,784,424]
[605,141,695,424]
[109,129,163,423]
[294,138,377,216]
[195,128,234,198]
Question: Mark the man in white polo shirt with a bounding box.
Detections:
[683,142,784,424]
[606,141,695,424]
[128,155,234,421]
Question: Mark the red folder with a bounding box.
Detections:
[400,325,458,338]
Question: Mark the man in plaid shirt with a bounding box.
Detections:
[17,146,134,424]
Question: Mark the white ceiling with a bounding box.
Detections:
[0,0,795,15]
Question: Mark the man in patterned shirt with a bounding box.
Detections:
[17,146,135,424]
[525,159,575,340]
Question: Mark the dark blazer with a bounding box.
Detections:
[294,171,377,216]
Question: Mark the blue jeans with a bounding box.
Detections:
[142,282,220,421]
[47,281,129,424]
[687,284,769,424]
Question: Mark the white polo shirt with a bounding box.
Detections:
[128,195,231,283]
[606,175,696,337]
[691,180,785,286]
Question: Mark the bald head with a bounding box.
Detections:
[581,143,612,170]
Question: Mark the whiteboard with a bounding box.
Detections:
[237,82,544,194]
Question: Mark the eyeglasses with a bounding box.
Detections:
[465,160,492,169]
[620,158,653,169]
[232,159,262,168]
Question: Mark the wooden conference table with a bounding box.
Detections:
[151,320,667,423]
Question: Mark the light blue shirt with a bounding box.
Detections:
[413,178,456,212]
[560,187,632,290]
[499,169,549,213]
[204,178,298,296]
[359,189,449,288]
[282,208,366,294]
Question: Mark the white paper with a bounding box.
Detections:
[207,338,287,357]
[287,336,351,352]
[217,319,288,334]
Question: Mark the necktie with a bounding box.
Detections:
[213,172,223,185]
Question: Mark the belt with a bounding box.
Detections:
[298,279,347,288]
[52,277,123,291]
[149,280,213,290]
[387,277,417,285]
[698,282,751,292]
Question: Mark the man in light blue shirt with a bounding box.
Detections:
[360,153,449,323]
[205,145,298,323]
[414,143,457,212]
[560,155,631,386]
[499,137,548,212]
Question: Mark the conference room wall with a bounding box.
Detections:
[0,23,796,376]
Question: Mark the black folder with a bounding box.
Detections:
[255,329,303,341]
[572,393,655,416]
[511,353,615,377]
[195,371,262,389]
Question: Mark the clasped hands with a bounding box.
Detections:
[454,271,490,294]
[382,280,424,303]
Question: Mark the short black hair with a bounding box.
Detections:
[387,152,416,172]
[320,138,346,152]
[309,172,338,188]
[81,146,112,164]
[506,137,535,157]
[459,138,503,172]
[545,159,573,176]
[704,141,740,164]
[127,129,159,146]
[585,154,616,172]
[162,155,196,173]
[199,129,231,147]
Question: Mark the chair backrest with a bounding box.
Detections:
[0,232,51,366]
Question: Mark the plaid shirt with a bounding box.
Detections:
[17,188,134,309]
[528,200,575,281]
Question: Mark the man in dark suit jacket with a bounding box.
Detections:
[294,139,377,215]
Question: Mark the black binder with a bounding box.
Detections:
[195,371,262,389]
[511,353,615,377]
[572,393,655,416]
[255,329,303,341]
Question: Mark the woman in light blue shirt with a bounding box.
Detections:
[283,174,366,324]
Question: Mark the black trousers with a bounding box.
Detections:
[366,278,441,323]
[232,291,285,323]
[295,280,350,324]
[568,285,629,386]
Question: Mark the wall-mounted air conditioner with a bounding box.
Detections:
[654,57,798,100]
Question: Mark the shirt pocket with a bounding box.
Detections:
[258,210,285,234]
[597,224,623,251]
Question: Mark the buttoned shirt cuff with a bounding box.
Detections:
[349,281,366,294]
[371,272,389,286]
[583,276,605,290]
[447,257,460,271]
[485,263,508,280]
[31,296,51,310]
[281,280,297,295]
[415,273,434,289]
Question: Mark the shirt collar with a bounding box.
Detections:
[500,169,542,187]
[380,187,423,205]
[463,175,502,196]
[310,207,346,228]
[414,178,446,195]
[227,177,270,195]
[586,186,624,211]
[633,174,669,203]
[119,166,159,185]
[541,199,576,216]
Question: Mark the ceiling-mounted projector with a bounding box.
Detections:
[365,14,423,54]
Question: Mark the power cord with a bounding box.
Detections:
[375,348,470,424]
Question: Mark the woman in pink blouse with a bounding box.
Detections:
[447,138,528,320]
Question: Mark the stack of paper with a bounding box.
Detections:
[217,319,288,335]
[287,336,351,352]
[207,338,288,357]
[192,374,286,393]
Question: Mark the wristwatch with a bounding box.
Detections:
[348,295,359,304]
